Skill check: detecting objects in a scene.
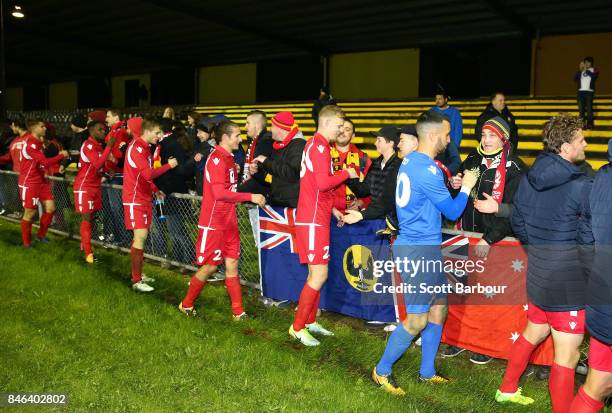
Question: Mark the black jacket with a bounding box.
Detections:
[240,130,274,196]
[260,135,306,208]
[458,150,526,244]
[193,140,214,196]
[154,134,195,195]
[311,95,337,126]
[475,104,519,153]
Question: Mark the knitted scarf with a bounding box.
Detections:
[273,127,299,150]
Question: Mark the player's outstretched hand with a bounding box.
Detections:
[60,150,69,158]
[450,173,463,190]
[343,210,363,225]
[474,192,499,214]
[251,194,266,207]
[168,157,178,168]
[346,168,358,179]
[462,170,478,190]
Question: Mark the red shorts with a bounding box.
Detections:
[195,224,240,266]
[296,223,330,265]
[19,181,53,209]
[123,204,152,230]
[74,189,102,213]
[588,336,612,373]
[527,302,585,334]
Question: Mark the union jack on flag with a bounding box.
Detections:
[259,205,298,253]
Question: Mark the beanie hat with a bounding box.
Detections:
[127,117,143,139]
[271,111,295,131]
[71,113,88,129]
[483,116,510,142]
[88,110,107,124]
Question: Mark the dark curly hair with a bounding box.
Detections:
[542,114,584,154]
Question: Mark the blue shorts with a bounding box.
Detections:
[392,244,448,314]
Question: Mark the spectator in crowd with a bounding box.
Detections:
[574,57,599,129]
[443,116,526,364]
[103,109,131,247]
[342,126,402,221]
[0,123,13,215]
[475,92,519,154]
[150,120,198,265]
[431,91,463,149]
[570,139,612,412]
[251,111,305,208]
[62,113,89,172]
[240,110,273,196]
[186,111,202,143]
[495,114,592,409]
[312,86,336,128]
[343,125,418,225]
[330,118,372,214]
[193,121,214,196]
[162,107,175,120]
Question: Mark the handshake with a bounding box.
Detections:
[450,170,477,191]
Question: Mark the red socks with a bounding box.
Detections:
[570,386,605,413]
[306,290,321,325]
[550,363,575,413]
[80,221,92,256]
[21,219,32,247]
[499,335,537,393]
[37,212,54,239]
[293,283,319,331]
[225,276,244,316]
[130,246,144,283]
[182,276,206,309]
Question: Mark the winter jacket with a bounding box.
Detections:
[512,152,594,311]
[458,149,526,244]
[260,133,306,208]
[347,154,402,203]
[154,133,195,195]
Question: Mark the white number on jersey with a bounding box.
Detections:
[396,172,411,208]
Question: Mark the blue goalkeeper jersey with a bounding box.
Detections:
[395,151,462,245]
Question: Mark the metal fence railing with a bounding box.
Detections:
[0,170,260,288]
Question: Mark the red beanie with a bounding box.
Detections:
[271,111,295,131]
[127,117,143,139]
[89,110,107,124]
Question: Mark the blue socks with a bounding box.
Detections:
[419,322,443,379]
[376,324,414,376]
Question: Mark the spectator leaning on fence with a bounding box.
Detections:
[240,110,273,196]
[251,111,306,208]
[495,114,592,409]
[442,116,526,365]
[330,118,372,214]
[73,121,115,264]
[431,90,463,149]
[18,119,68,248]
[343,125,418,226]
[122,117,178,293]
[8,115,28,173]
[475,92,519,154]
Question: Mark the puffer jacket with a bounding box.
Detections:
[587,140,612,344]
[512,151,593,311]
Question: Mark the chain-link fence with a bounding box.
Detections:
[0,170,260,288]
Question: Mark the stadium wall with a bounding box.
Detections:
[198,63,257,104]
[49,82,78,110]
[111,74,151,108]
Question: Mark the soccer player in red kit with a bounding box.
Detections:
[179,120,266,320]
[18,120,68,247]
[289,105,358,346]
[122,117,177,292]
[9,116,28,173]
[73,121,115,264]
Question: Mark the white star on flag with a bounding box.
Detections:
[511,259,524,272]
[523,304,529,311]
[510,332,520,343]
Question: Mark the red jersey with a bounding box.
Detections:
[74,137,112,191]
[104,121,130,173]
[296,133,349,226]
[18,134,64,186]
[198,146,251,230]
[9,135,27,173]
[122,137,171,207]
[331,143,372,212]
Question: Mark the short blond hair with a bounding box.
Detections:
[318,105,345,123]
